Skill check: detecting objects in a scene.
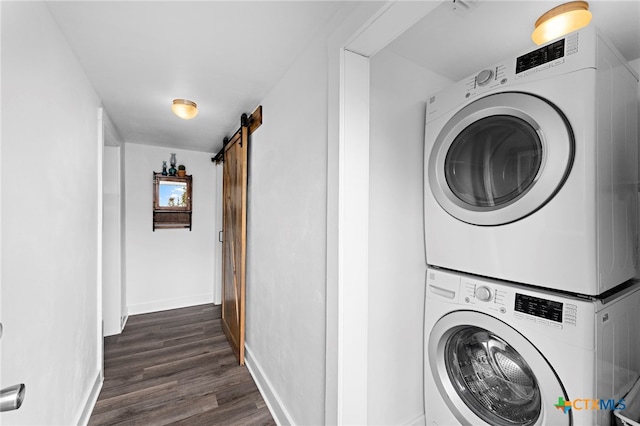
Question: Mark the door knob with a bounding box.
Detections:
[0,384,25,412]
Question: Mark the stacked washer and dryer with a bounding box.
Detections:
[423,26,640,426]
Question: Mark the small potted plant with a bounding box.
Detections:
[177,164,186,177]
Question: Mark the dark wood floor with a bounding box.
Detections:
[89,304,275,426]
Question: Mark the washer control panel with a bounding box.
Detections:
[459,277,578,329]
[514,293,563,322]
[427,268,593,347]
[461,280,507,315]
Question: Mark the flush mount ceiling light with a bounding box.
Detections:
[532,1,592,45]
[171,99,198,120]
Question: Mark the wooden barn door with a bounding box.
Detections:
[221,121,248,365]
[217,107,261,366]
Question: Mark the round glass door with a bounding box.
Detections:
[427,92,573,226]
[445,327,541,425]
[428,311,570,426]
[445,116,543,208]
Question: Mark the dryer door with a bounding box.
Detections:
[427,92,573,226]
[428,311,570,426]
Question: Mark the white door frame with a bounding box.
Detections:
[214,163,224,305]
[101,111,125,337]
[97,107,104,377]
[330,2,440,424]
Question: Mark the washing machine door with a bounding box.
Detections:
[427,92,573,226]
[428,311,570,426]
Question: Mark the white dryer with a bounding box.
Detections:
[424,26,639,296]
[424,267,640,426]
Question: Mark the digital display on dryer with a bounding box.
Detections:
[516,39,565,74]
[515,293,563,323]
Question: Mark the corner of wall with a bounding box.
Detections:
[75,372,103,426]
[244,344,295,426]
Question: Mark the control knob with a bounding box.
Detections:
[475,286,493,302]
[476,69,494,86]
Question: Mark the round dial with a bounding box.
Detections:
[475,286,493,302]
[476,69,494,86]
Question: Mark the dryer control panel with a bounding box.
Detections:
[425,26,599,125]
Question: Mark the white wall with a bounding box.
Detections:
[124,144,216,314]
[244,4,434,424]
[1,2,102,424]
[243,2,395,423]
[367,49,452,425]
[244,27,330,426]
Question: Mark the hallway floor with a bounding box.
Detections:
[89,304,275,425]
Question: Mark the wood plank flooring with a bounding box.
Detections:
[89,304,275,426]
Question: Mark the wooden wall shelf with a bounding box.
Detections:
[153,173,192,231]
[153,211,192,231]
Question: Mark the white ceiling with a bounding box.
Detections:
[386,0,640,82]
[46,1,349,153]
[47,1,640,153]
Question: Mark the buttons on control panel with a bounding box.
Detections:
[564,303,577,326]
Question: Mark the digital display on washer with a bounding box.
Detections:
[515,293,563,323]
[516,39,565,74]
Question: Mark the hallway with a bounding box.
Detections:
[89,304,274,425]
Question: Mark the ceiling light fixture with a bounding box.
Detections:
[531,1,592,45]
[171,99,198,120]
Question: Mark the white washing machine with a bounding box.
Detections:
[424,267,640,426]
[424,26,639,296]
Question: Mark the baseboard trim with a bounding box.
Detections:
[245,344,294,426]
[127,293,214,315]
[405,413,426,426]
[120,313,129,331]
[76,371,103,426]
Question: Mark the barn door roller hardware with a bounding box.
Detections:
[212,105,262,164]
